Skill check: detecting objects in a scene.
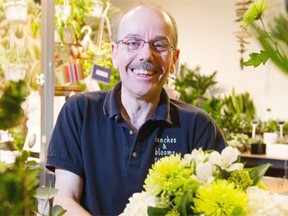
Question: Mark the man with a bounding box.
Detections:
[46,4,227,215]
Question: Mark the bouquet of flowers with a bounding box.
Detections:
[122,146,288,216]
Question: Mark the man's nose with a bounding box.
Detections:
[137,43,153,60]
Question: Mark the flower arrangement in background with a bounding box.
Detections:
[122,146,288,216]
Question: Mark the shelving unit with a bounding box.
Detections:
[240,152,288,179]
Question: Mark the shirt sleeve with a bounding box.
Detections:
[46,95,85,178]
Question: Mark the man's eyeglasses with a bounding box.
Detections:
[116,38,175,53]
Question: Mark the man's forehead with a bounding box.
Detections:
[118,6,172,34]
[120,6,171,26]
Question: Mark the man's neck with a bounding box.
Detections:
[118,90,160,132]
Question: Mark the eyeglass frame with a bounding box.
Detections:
[115,37,175,54]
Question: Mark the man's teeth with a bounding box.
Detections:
[133,69,155,75]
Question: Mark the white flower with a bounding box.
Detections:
[183,148,209,165]
[122,192,157,216]
[209,146,243,171]
[195,162,215,184]
[247,186,288,216]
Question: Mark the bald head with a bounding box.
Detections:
[112,4,178,48]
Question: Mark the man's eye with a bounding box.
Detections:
[126,40,141,47]
[153,41,168,49]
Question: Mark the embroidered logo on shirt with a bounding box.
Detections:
[154,135,177,161]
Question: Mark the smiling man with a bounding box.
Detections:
[46,4,227,215]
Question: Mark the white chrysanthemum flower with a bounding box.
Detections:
[122,192,158,216]
[247,186,288,216]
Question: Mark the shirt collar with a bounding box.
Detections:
[103,82,173,124]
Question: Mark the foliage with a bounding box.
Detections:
[174,64,256,138]
[54,0,120,90]
[0,151,40,215]
[242,0,288,75]
[0,0,41,90]
[0,80,29,131]
[257,119,288,134]
[174,63,217,107]
[0,150,65,216]
[220,89,256,136]
[243,50,269,67]
[55,0,117,43]
[0,47,32,66]
[0,79,65,215]
[34,187,67,216]
[227,133,251,152]
[55,0,94,42]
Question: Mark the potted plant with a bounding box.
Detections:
[227,132,251,153]
[1,0,29,24]
[0,47,32,82]
[250,135,266,154]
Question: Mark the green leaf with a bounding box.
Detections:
[248,163,271,185]
[243,50,269,67]
[34,186,58,200]
[148,206,170,216]
[51,205,67,216]
[178,190,190,216]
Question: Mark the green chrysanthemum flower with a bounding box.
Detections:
[144,154,193,197]
[242,0,268,28]
[193,180,248,216]
[228,170,253,190]
[165,208,180,216]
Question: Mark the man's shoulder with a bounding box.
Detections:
[62,91,109,112]
[170,99,208,116]
[67,90,108,103]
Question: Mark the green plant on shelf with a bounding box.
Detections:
[221,88,256,136]
[257,119,288,134]
[174,63,218,107]
[174,64,256,139]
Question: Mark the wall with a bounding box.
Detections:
[111,0,288,121]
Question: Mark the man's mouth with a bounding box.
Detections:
[128,62,162,77]
[132,69,156,76]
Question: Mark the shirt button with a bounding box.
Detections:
[129,130,133,135]
[132,152,137,157]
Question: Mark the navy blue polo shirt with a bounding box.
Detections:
[46,82,226,215]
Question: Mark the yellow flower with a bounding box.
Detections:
[193,179,248,216]
[144,154,193,197]
[242,0,267,28]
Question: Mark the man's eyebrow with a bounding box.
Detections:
[122,34,170,41]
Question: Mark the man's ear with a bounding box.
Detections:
[170,49,180,74]
[111,43,119,68]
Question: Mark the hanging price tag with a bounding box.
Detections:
[91,64,111,84]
